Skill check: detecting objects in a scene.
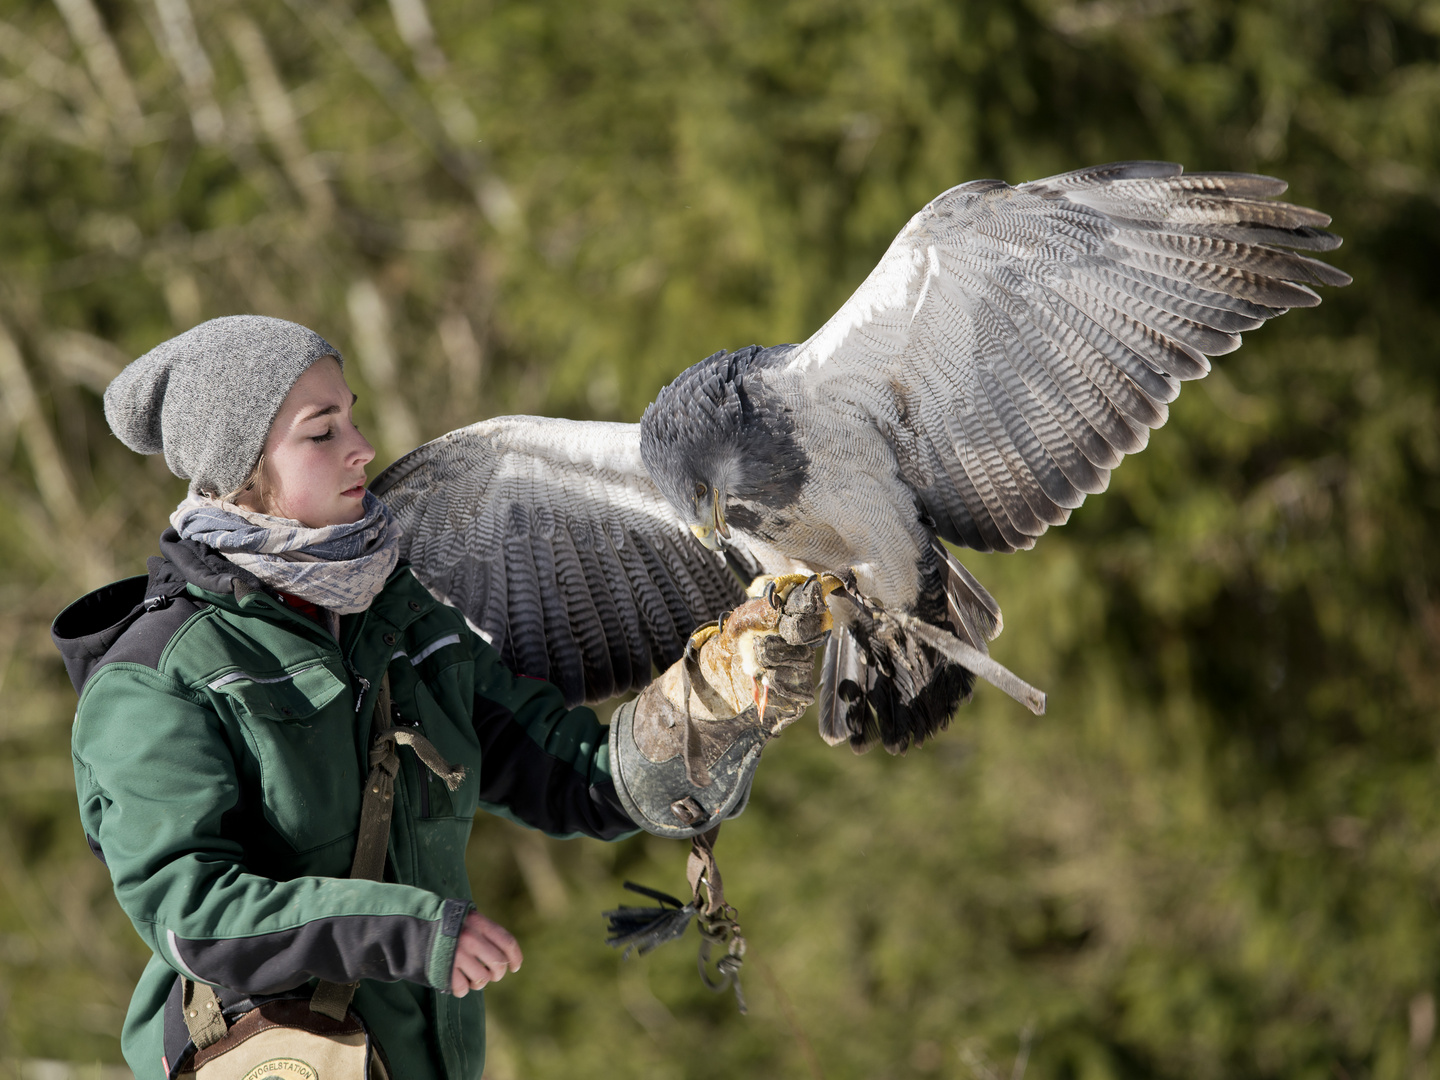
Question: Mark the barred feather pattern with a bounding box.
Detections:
[371,417,748,706]
[780,161,1350,558]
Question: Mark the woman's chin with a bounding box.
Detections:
[290,503,366,529]
[340,500,370,525]
[329,505,367,527]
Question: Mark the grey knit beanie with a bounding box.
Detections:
[104,315,342,496]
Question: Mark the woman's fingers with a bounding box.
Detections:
[451,944,500,997]
[456,935,508,985]
[468,932,515,981]
[467,910,524,972]
[450,911,524,997]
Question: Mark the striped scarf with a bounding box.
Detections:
[170,491,401,615]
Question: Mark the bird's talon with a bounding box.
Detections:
[687,620,722,653]
[748,572,815,605]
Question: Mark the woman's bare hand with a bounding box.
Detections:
[449,910,523,997]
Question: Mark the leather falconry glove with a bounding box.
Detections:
[674,570,836,732]
[608,571,839,839]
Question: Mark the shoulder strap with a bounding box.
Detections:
[309,673,465,1019]
[309,672,398,1020]
[179,979,227,1051]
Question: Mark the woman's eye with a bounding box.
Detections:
[311,429,335,443]
[694,481,708,499]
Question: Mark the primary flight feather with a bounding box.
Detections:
[376,161,1350,752]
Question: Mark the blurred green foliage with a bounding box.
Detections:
[0,0,1437,1076]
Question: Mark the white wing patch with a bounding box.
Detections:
[786,230,927,374]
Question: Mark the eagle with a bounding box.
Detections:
[372,160,1350,753]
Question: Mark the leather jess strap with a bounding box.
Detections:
[183,671,468,1044]
[685,824,747,1013]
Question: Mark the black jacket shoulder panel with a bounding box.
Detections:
[51,536,221,696]
[95,593,205,684]
[51,575,150,695]
[51,579,205,696]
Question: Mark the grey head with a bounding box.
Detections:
[639,344,809,550]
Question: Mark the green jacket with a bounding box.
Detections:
[52,530,639,1079]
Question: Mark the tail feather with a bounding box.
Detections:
[818,625,865,746]
[939,539,1002,648]
[817,541,998,754]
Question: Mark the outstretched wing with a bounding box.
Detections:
[784,161,1351,554]
[371,416,747,706]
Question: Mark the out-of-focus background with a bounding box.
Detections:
[0,0,1436,1076]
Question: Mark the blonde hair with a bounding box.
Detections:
[218,452,271,510]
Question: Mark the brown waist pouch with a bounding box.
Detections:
[175,995,388,1080]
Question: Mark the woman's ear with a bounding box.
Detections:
[226,453,271,513]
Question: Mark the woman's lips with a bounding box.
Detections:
[342,483,366,497]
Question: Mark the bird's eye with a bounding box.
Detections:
[694,481,708,499]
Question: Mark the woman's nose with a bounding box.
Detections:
[350,426,377,467]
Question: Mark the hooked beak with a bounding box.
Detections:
[689,493,730,551]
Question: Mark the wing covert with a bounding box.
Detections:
[371,416,748,706]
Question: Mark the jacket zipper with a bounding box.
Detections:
[347,662,371,714]
[341,607,372,714]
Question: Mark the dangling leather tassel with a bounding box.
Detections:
[603,882,697,957]
[601,824,748,1013]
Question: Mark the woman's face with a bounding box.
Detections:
[236,356,376,527]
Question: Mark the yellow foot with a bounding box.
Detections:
[746,572,808,600]
[686,620,722,653]
[745,571,847,604]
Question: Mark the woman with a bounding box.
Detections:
[52,316,821,1078]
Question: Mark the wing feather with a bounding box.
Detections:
[534,509,596,705]
[1089,257,1271,329]
[966,354,1062,533]
[564,517,627,697]
[783,162,1348,553]
[632,532,693,650]
[477,555,507,649]
[987,293,1136,474]
[976,363,1074,524]
[613,526,684,666]
[371,416,746,705]
[595,522,656,688]
[503,513,549,680]
[978,307,1096,503]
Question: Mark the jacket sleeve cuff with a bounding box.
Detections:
[428,898,475,993]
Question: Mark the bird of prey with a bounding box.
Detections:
[374,160,1350,754]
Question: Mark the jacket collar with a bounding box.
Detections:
[156,527,265,602]
[52,530,437,694]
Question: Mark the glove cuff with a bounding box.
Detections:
[608,692,764,839]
